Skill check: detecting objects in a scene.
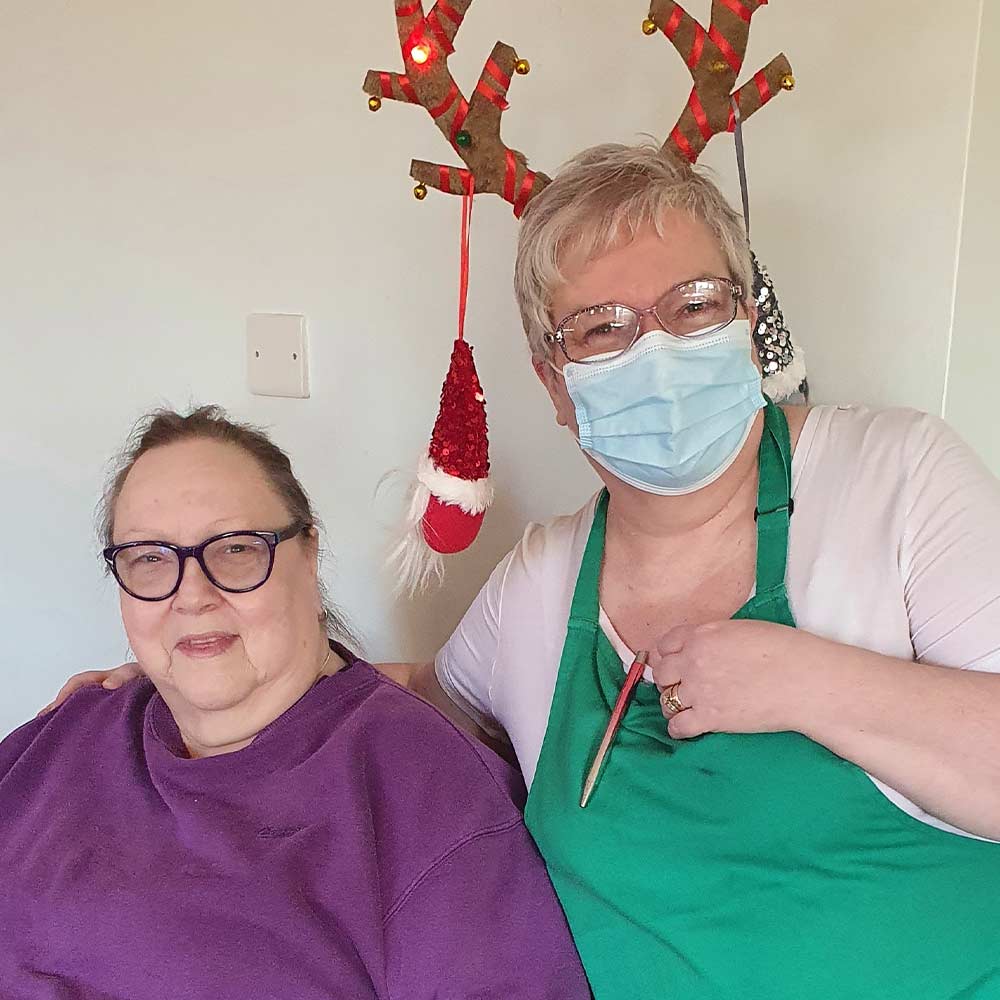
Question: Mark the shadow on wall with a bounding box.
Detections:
[388,485,535,665]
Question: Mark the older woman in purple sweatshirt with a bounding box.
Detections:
[0,406,588,1000]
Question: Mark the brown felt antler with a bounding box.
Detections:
[644,0,794,163]
[363,1,550,217]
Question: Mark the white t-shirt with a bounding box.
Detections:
[436,405,1000,839]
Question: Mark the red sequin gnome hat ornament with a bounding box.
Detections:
[364,0,805,591]
[392,183,496,589]
[363,0,549,592]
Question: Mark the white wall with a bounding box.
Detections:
[946,0,999,473]
[0,0,987,735]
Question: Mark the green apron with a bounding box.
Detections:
[524,401,1000,1000]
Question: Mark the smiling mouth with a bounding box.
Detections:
[175,633,238,659]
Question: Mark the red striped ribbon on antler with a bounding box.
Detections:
[450,100,470,140]
[427,80,471,142]
[475,58,512,110]
[662,6,683,38]
[380,71,420,104]
[687,23,706,69]
[669,124,696,162]
[708,24,742,71]
[426,12,453,53]
[719,0,754,23]
[435,1,462,24]
[425,17,453,54]
[439,165,473,195]
[513,172,537,218]
[429,80,461,118]
[660,4,705,69]
[503,149,537,218]
[426,1,462,55]
[688,89,713,141]
[753,70,771,102]
[503,149,518,202]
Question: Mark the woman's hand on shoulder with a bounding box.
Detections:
[38,662,142,716]
[375,661,419,688]
[375,662,465,720]
[648,619,821,739]
[374,661,516,763]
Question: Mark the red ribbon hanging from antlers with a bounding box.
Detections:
[458,176,475,342]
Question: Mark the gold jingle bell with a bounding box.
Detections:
[413,183,428,201]
[515,58,531,75]
[781,73,796,91]
[368,96,382,112]
[642,17,658,35]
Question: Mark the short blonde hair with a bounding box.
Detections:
[514,142,753,356]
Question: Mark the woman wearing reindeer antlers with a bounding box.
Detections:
[47,2,1000,997]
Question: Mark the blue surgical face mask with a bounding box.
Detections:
[560,320,766,496]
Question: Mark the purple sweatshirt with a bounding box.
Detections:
[0,656,589,999]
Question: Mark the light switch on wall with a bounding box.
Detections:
[247,314,310,398]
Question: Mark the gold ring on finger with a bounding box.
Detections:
[659,682,687,717]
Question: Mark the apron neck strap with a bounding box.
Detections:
[754,398,794,595]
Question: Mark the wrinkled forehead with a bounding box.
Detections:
[113,439,289,543]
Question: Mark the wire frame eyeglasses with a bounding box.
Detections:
[544,276,744,364]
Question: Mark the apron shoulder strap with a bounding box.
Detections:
[754,400,794,595]
[567,491,608,631]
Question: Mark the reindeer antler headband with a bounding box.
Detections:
[364,2,795,212]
